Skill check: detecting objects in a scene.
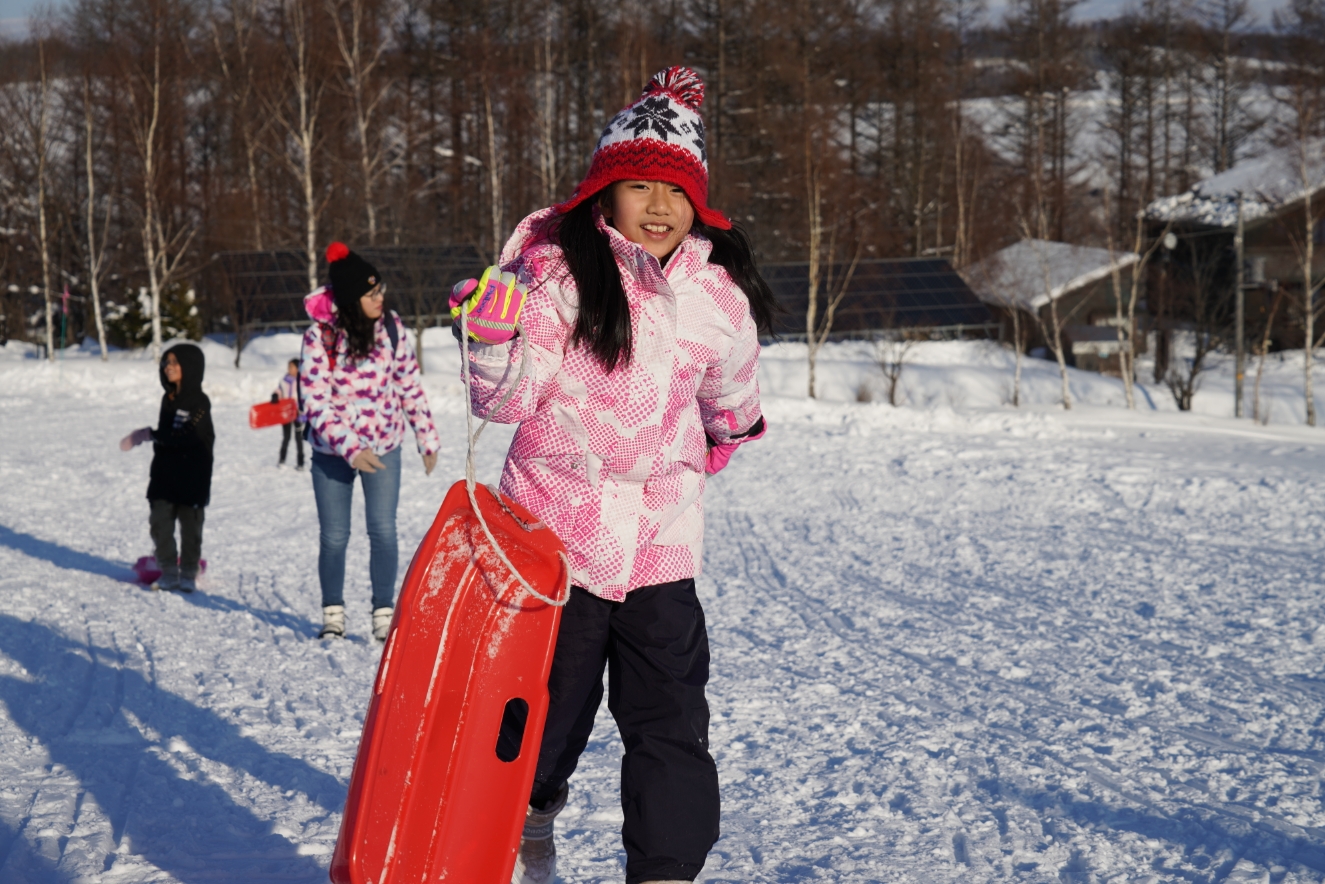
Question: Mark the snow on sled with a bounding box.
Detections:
[331,478,570,884]
[248,398,297,429]
[132,556,207,584]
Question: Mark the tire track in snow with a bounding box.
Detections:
[706,431,1325,881]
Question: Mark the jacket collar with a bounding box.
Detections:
[593,207,712,288]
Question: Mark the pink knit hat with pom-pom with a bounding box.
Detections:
[555,66,731,230]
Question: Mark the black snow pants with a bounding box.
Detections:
[149,499,205,577]
[523,578,719,884]
[279,421,304,467]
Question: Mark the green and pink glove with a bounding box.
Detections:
[450,266,526,345]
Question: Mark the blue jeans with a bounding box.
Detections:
[310,447,401,610]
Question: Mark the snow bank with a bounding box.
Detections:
[7,334,1325,428]
[759,338,1325,425]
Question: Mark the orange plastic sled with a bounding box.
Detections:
[330,479,570,884]
[249,398,298,429]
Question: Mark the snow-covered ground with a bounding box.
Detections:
[3,335,1325,882]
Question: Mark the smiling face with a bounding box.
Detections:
[601,180,696,262]
[163,352,182,388]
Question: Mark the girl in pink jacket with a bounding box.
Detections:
[452,67,777,884]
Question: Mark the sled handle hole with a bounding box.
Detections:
[495,698,530,763]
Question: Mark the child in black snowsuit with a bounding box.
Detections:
[121,343,215,592]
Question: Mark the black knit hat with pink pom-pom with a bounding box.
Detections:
[325,241,381,308]
[555,66,730,229]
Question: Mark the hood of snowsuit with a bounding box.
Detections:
[160,343,206,397]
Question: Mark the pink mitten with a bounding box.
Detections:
[705,441,740,475]
[705,417,766,475]
[304,286,336,324]
[120,427,153,451]
[450,266,525,345]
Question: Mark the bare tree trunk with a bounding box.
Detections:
[139,42,166,360]
[36,41,53,362]
[128,28,196,361]
[536,7,557,206]
[330,0,392,244]
[1253,286,1283,423]
[212,0,266,250]
[484,82,503,262]
[1011,307,1023,406]
[1303,179,1316,426]
[1024,228,1073,409]
[279,0,323,292]
[806,163,822,399]
[1104,188,1135,408]
[1047,294,1072,409]
[84,76,109,361]
[1126,215,1168,409]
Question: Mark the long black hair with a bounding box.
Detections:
[550,194,781,372]
[331,284,379,362]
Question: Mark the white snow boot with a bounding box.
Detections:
[372,607,394,642]
[511,784,567,884]
[319,605,346,639]
[177,574,197,593]
[151,565,180,592]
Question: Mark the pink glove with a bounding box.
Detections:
[304,286,336,324]
[705,441,740,475]
[120,427,153,451]
[705,417,767,475]
[450,266,526,345]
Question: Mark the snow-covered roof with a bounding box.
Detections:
[965,240,1139,312]
[1145,140,1325,228]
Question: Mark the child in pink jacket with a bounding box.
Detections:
[451,67,777,884]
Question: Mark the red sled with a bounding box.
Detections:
[331,479,570,884]
[249,398,298,429]
[132,555,207,584]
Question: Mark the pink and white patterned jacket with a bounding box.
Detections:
[463,207,764,600]
[301,298,440,465]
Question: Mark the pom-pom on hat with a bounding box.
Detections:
[325,241,381,305]
[555,66,731,230]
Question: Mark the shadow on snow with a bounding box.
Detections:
[0,524,315,635]
[0,614,346,882]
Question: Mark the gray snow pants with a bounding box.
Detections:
[149,499,205,577]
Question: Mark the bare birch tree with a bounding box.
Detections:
[127,36,195,361]
[1253,284,1284,422]
[1106,190,1169,408]
[35,41,54,361]
[83,75,111,360]
[329,0,394,244]
[1276,0,1325,424]
[211,0,269,249]
[1022,229,1080,409]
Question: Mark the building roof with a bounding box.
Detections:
[965,240,1139,312]
[1145,140,1325,228]
[764,258,993,336]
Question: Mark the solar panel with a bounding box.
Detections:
[763,258,993,337]
[213,246,486,329]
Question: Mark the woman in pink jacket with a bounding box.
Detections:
[451,67,777,884]
[301,244,441,642]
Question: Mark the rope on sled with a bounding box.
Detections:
[460,309,571,607]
